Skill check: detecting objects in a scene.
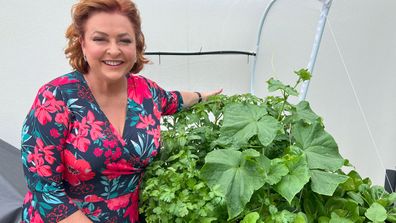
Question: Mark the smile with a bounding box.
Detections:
[103,60,123,66]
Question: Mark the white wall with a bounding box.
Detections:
[0,0,395,186]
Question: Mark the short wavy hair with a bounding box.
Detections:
[65,0,149,74]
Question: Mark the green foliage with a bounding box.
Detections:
[140,69,396,222]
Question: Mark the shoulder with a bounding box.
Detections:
[46,71,81,88]
[37,71,81,99]
[128,73,160,89]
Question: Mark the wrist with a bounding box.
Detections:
[194,92,202,103]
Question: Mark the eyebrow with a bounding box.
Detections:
[92,31,132,38]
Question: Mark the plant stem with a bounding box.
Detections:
[293,78,302,89]
[277,91,288,121]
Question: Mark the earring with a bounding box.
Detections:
[83,54,87,62]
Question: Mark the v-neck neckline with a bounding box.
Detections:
[76,71,129,141]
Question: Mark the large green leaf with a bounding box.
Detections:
[292,120,344,171]
[200,149,266,219]
[310,170,349,196]
[292,101,320,124]
[221,104,282,146]
[303,189,326,220]
[265,158,289,185]
[267,78,299,96]
[365,202,387,222]
[329,213,354,223]
[241,212,260,223]
[325,198,360,222]
[275,154,310,203]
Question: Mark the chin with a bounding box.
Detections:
[101,71,129,81]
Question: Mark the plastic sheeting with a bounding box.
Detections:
[0,139,26,223]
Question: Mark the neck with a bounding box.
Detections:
[83,72,127,96]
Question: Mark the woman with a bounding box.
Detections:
[20,0,221,222]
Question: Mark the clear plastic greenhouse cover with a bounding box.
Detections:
[0,0,395,221]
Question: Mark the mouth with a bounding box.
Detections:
[102,60,124,66]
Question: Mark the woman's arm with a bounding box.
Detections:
[180,89,223,108]
[21,84,91,223]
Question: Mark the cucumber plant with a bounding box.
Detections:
[140,69,396,223]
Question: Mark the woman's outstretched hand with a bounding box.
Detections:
[180,89,223,108]
[201,89,223,101]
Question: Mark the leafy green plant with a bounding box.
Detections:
[140,69,396,222]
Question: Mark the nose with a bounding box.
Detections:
[106,40,121,56]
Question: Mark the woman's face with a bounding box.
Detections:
[80,12,137,81]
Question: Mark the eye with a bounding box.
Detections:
[120,39,132,44]
[93,37,106,42]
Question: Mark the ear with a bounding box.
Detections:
[79,36,86,53]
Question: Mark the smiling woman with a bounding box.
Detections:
[81,12,138,83]
[19,0,221,223]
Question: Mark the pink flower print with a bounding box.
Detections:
[151,149,158,157]
[81,206,102,217]
[105,193,131,211]
[103,139,117,149]
[23,191,33,204]
[111,147,122,161]
[93,148,103,157]
[33,88,66,125]
[136,114,155,129]
[47,204,69,223]
[102,159,138,180]
[123,189,139,223]
[68,120,91,152]
[49,75,78,86]
[142,157,150,166]
[63,150,95,186]
[50,128,60,138]
[55,164,64,173]
[86,111,104,140]
[43,91,65,112]
[161,92,179,115]
[27,138,54,177]
[31,210,44,223]
[81,207,90,215]
[34,100,52,125]
[104,149,113,158]
[91,207,102,217]
[77,116,90,137]
[35,138,56,164]
[29,157,52,177]
[27,144,43,164]
[153,104,162,120]
[128,76,152,104]
[69,133,91,152]
[147,125,161,148]
[28,205,33,217]
[84,194,104,203]
[55,109,70,127]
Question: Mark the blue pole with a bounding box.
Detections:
[299,0,333,101]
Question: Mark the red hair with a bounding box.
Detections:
[64,0,149,74]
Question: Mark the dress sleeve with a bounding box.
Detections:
[21,84,79,223]
[160,89,183,115]
[147,79,183,115]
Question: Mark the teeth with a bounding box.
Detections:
[103,60,122,66]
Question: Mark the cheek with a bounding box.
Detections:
[84,44,105,59]
[88,48,105,59]
[124,47,137,60]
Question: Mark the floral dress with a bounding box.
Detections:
[20,71,183,223]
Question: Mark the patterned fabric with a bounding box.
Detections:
[20,71,183,223]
